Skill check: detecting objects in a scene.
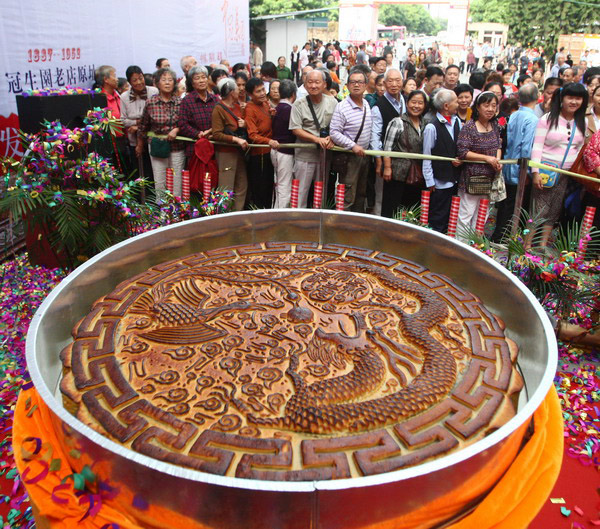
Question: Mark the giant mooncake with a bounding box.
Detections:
[60,242,522,480]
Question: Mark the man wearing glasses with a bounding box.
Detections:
[289,70,338,207]
[370,69,406,215]
[330,68,373,211]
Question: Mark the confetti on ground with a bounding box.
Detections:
[0,247,598,527]
[554,343,600,472]
[0,253,65,527]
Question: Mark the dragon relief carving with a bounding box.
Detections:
[61,243,522,479]
[123,256,467,436]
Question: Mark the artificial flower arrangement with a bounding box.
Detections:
[0,108,234,270]
[394,205,599,336]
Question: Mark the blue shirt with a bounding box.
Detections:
[422,113,461,189]
[503,106,539,185]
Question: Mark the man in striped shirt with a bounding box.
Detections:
[330,68,373,211]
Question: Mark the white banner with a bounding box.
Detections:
[0,0,250,158]
[338,4,378,44]
[446,0,469,48]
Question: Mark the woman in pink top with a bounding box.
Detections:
[530,82,588,247]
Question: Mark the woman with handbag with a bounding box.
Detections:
[381,90,427,218]
[530,82,588,247]
[456,91,502,238]
[211,77,249,211]
[137,68,184,198]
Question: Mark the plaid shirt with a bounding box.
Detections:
[139,94,184,151]
[178,91,218,157]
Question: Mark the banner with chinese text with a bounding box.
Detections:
[0,0,250,158]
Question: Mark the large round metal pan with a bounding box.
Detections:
[26,210,557,528]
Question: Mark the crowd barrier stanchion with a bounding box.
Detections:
[447,196,461,238]
[319,147,329,206]
[166,168,174,195]
[420,190,430,225]
[579,206,597,259]
[313,181,323,209]
[511,158,530,237]
[475,199,490,236]
[336,184,345,211]
[291,179,299,208]
[181,170,190,201]
[202,172,211,203]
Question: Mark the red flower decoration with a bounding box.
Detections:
[498,117,507,127]
[540,271,557,282]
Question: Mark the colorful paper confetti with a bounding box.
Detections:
[0,254,65,527]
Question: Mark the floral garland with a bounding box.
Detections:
[20,86,100,98]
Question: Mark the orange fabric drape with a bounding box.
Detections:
[13,387,563,529]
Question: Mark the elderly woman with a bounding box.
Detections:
[137,67,184,197]
[178,65,218,161]
[530,82,588,247]
[211,77,248,211]
[268,79,281,108]
[95,65,121,119]
[96,64,130,170]
[120,65,158,180]
[381,90,427,217]
[245,77,277,209]
[456,91,502,237]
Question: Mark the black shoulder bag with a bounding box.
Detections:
[218,102,249,141]
[150,101,174,158]
[331,105,367,177]
[306,96,330,139]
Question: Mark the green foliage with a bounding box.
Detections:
[378,5,444,35]
[468,0,600,51]
[469,0,509,24]
[494,212,598,322]
[393,204,428,227]
[249,0,336,19]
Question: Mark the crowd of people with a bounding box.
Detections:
[94,39,600,240]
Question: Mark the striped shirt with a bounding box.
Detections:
[530,114,585,171]
[330,95,372,150]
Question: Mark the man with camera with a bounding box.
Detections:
[289,69,338,207]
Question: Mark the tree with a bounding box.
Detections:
[469,0,509,24]
[468,0,600,52]
[249,0,336,19]
[378,4,442,35]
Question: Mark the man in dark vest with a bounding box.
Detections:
[422,89,462,233]
[370,68,406,215]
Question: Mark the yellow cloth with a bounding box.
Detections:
[13,387,563,528]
